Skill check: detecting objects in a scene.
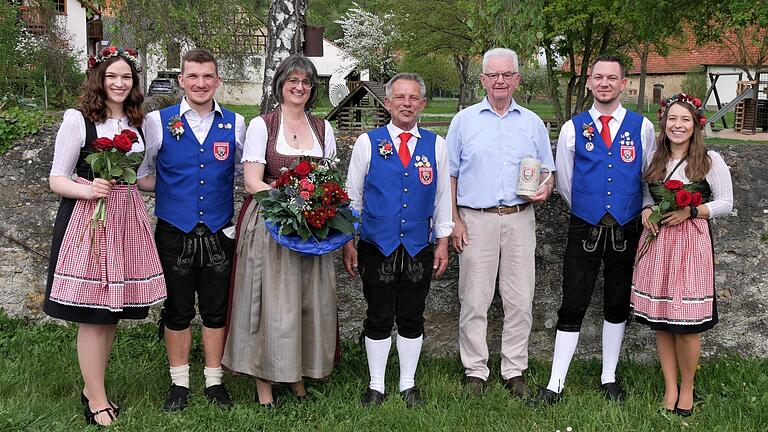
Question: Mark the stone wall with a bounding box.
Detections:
[2,125,767,360]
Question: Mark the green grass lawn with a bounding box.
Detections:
[1,313,766,431]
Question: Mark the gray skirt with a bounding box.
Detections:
[222,198,337,382]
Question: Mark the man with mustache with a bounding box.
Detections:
[343,73,453,407]
[447,48,555,398]
[531,55,656,405]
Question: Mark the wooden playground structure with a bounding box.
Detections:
[707,70,768,135]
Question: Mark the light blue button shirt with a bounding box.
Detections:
[447,97,555,208]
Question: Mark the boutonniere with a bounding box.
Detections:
[413,155,431,168]
[377,139,394,159]
[582,122,595,141]
[168,115,185,140]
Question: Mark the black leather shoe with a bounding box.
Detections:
[361,388,386,407]
[600,382,626,403]
[504,376,532,399]
[204,384,233,410]
[400,386,425,408]
[463,376,486,396]
[674,405,693,417]
[163,384,190,412]
[527,388,563,407]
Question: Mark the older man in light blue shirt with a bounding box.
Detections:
[447,47,555,398]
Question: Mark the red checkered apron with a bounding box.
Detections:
[49,178,166,311]
[631,218,714,325]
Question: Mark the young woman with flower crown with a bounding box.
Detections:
[44,47,166,426]
[631,94,733,417]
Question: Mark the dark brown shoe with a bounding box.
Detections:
[463,376,486,396]
[504,375,531,399]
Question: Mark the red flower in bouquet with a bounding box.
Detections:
[691,192,702,207]
[664,179,684,191]
[675,189,692,207]
[92,137,114,150]
[113,133,133,152]
[255,157,358,242]
[294,160,313,177]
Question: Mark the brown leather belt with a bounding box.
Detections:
[463,203,530,215]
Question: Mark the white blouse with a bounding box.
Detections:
[241,114,336,163]
[664,150,734,219]
[50,109,145,177]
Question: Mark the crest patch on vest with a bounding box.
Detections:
[213,142,230,161]
[620,145,635,163]
[418,166,433,185]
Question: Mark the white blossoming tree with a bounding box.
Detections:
[334,3,398,81]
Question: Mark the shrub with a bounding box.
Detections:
[681,68,708,100]
[0,107,54,155]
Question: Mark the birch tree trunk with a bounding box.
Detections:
[259,0,308,114]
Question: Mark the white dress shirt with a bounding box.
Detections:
[555,104,656,207]
[138,97,246,178]
[346,122,455,239]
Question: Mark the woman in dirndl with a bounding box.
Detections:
[222,54,337,408]
[44,47,166,426]
[631,94,733,416]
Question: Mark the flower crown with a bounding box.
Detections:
[87,46,142,72]
[658,92,707,126]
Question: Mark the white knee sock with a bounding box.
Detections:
[546,330,580,393]
[204,366,224,388]
[365,336,392,393]
[601,320,626,384]
[397,334,423,392]
[170,364,190,388]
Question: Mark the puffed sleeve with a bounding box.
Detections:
[50,109,87,177]
[241,116,268,164]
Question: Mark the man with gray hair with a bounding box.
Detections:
[343,72,453,407]
[447,48,555,398]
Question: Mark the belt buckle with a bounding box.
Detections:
[495,206,504,215]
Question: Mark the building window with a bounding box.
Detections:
[54,0,66,14]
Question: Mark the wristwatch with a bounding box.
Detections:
[689,205,699,219]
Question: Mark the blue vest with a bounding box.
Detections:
[571,110,644,225]
[156,105,236,233]
[360,126,438,257]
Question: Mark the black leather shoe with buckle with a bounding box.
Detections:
[204,384,233,409]
[400,386,425,408]
[163,384,190,412]
[361,388,386,407]
[600,382,626,403]
[527,387,563,407]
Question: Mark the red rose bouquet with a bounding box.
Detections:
[255,157,358,254]
[636,179,702,263]
[85,129,144,229]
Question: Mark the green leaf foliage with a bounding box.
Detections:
[0,107,54,155]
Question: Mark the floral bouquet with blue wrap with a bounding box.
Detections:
[254,157,359,255]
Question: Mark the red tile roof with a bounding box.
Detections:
[627,31,768,74]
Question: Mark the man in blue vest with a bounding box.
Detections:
[531,55,656,405]
[343,73,453,408]
[138,49,245,411]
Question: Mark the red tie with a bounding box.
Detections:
[599,115,613,148]
[398,132,412,167]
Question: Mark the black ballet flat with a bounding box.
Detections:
[674,405,693,417]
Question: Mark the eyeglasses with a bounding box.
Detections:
[286,77,313,88]
[482,72,519,81]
